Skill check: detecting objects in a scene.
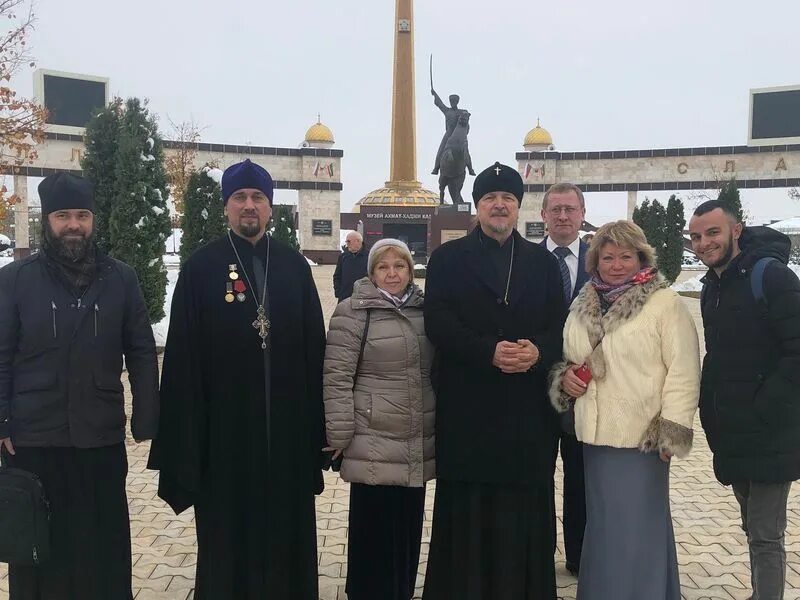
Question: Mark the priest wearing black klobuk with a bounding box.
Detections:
[422,163,566,600]
[148,159,326,599]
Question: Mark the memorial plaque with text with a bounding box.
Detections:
[525,222,546,238]
[312,219,333,236]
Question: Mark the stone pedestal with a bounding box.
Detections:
[518,191,546,242]
[297,189,341,265]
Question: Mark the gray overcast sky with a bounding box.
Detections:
[14,0,800,223]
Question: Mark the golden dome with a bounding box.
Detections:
[524,118,553,147]
[305,118,334,144]
[356,183,440,207]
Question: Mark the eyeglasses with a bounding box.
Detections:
[546,205,580,216]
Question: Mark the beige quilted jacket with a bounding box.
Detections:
[323,277,435,487]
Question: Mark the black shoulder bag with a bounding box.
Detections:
[0,466,51,565]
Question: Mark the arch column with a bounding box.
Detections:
[13,174,30,259]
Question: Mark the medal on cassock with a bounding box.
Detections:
[233,280,247,302]
[228,232,272,350]
[225,282,235,303]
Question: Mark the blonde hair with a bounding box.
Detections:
[368,243,414,283]
[543,182,585,210]
[585,220,656,275]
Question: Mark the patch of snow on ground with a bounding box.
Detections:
[152,264,179,347]
[0,256,13,268]
[673,264,800,293]
[306,257,317,266]
[165,229,182,253]
[672,274,704,293]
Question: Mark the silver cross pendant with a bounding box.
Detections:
[252,305,271,350]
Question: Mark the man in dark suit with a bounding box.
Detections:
[333,230,368,302]
[422,162,566,599]
[540,182,589,576]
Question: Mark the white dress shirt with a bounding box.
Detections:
[546,236,582,297]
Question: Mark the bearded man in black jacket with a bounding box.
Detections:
[690,199,800,600]
[0,172,159,599]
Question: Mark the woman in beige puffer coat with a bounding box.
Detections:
[323,238,435,600]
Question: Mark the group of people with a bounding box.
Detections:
[0,158,797,600]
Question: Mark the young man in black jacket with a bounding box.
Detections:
[333,230,368,302]
[0,172,159,599]
[690,199,800,600]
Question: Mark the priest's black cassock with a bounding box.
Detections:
[148,232,326,599]
[422,227,566,600]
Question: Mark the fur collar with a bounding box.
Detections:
[569,273,668,380]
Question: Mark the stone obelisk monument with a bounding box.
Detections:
[389,0,418,186]
[355,0,438,208]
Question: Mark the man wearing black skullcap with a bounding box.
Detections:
[422,162,566,600]
[0,172,159,599]
[149,159,326,599]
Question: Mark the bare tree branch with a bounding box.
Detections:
[164,118,205,215]
[0,0,46,231]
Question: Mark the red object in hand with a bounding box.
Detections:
[575,363,592,385]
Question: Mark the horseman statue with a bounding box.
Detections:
[430,59,475,206]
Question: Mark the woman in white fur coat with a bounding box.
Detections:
[549,220,700,600]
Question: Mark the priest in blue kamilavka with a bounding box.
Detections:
[148,160,326,599]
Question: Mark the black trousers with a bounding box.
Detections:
[551,431,586,567]
[2,443,133,600]
[346,482,426,600]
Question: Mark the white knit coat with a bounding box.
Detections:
[549,275,701,457]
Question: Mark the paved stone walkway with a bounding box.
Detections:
[1,266,798,599]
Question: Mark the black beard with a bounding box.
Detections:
[43,224,94,262]
[237,218,262,238]
[705,232,736,270]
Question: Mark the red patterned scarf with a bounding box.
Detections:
[591,267,657,309]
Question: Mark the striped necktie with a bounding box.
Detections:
[553,246,573,304]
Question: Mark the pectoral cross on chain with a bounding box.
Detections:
[252,305,271,350]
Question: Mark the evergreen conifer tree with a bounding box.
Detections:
[180,167,226,264]
[661,195,686,283]
[717,179,745,223]
[269,204,300,250]
[108,98,171,323]
[81,98,123,253]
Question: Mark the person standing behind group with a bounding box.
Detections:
[550,220,700,600]
[422,162,566,600]
[540,182,590,576]
[333,230,368,301]
[323,238,435,600]
[689,200,800,600]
